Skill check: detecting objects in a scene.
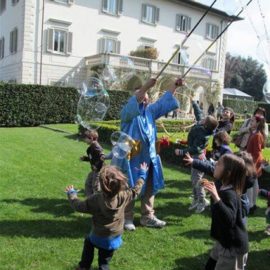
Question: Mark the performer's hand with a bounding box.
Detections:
[65,185,78,195]
[183,152,193,166]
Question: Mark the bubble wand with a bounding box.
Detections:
[155,0,218,80]
[182,0,254,79]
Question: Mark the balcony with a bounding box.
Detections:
[85,53,218,80]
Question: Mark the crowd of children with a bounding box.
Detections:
[65,79,270,270]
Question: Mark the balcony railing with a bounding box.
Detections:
[85,53,218,79]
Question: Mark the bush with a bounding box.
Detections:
[130,48,159,60]
[0,83,79,127]
[223,98,257,115]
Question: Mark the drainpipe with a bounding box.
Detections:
[39,0,45,85]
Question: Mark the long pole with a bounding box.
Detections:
[155,0,217,79]
[182,0,254,78]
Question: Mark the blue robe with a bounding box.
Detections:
[119,91,179,195]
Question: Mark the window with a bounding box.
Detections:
[173,47,189,66]
[47,28,72,55]
[139,37,156,49]
[202,54,217,70]
[102,0,123,16]
[0,37,4,59]
[141,4,159,25]
[206,23,219,40]
[98,37,120,54]
[176,15,191,33]
[0,0,6,14]
[12,0,19,5]
[10,28,18,54]
[51,0,74,5]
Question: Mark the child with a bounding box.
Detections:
[80,130,105,196]
[175,100,218,213]
[66,163,148,270]
[212,131,232,161]
[203,154,248,270]
[184,151,256,222]
[246,114,266,213]
[258,188,270,235]
[215,107,234,134]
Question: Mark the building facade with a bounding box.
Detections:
[0,0,240,107]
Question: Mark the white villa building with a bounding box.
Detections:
[0,0,240,106]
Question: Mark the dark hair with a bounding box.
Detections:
[254,107,266,118]
[218,154,246,195]
[223,107,235,123]
[204,115,218,131]
[85,130,98,141]
[214,131,231,145]
[235,151,257,178]
[99,165,127,198]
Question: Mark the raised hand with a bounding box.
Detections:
[183,152,193,166]
[138,162,149,180]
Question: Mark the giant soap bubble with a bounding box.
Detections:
[110,131,134,159]
[76,77,110,130]
[263,80,270,104]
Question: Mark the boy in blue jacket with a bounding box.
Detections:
[175,101,218,213]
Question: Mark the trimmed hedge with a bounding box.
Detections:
[223,98,257,115]
[0,83,79,127]
[0,83,130,127]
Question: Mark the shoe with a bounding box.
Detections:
[188,199,198,210]
[140,216,166,228]
[124,220,136,231]
[75,266,89,270]
[195,202,206,214]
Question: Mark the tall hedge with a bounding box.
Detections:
[223,98,257,115]
[0,84,130,127]
[0,83,79,127]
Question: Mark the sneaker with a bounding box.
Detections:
[195,202,206,213]
[124,220,136,231]
[188,199,198,210]
[75,266,89,270]
[140,216,166,228]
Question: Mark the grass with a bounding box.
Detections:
[0,124,270,270]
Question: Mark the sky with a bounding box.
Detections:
[196,0,270,76]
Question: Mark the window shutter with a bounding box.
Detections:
[102,0,108,12]
[206,23,210,38]
[187,17,191,31]
[13,28,18,53]
[141,4,146,21]
[155,7,160,22]
[116,40,121,54]
[214,26,219,39]
[66,31,72,54]
[47,28,54,52]
[10,31,13,53]
[117,0,123,14]
[99,38,106,53]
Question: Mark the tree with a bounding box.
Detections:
[224,53,267,101]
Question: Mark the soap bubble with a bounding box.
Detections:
[102,65,118,85]
[263,80,270,104]
[76,77,110,130]
[119,56,136,81]
[110,131,134,159]
[257,36,270,66]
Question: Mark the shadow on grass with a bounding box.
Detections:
[1,198,75,217]
[173,252,208,270]
[0,217,91,238]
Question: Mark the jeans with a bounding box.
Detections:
[79,238,114,270]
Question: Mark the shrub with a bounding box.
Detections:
[130,48,159,60]
[223,98,258,115]
[0,83,79,127]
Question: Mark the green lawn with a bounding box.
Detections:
[0,124,270,270]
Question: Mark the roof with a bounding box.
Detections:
[171,0,243,21]
[223,88,252,98]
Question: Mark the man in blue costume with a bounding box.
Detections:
[120,78,181,230]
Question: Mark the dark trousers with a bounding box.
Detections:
[79,237,114,270]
